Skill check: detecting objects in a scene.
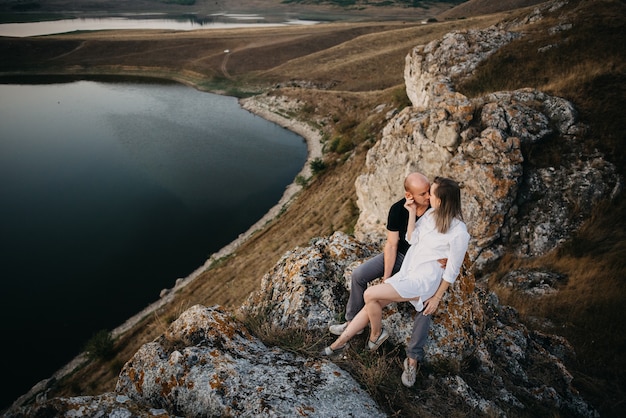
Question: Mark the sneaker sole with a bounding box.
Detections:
[401,359,417,387]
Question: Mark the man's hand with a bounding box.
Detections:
[437,258,448,269]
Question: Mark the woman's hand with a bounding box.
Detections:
[423,295,441,316]
[404,197,417,213]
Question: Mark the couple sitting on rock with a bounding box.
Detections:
[321,173,470,388]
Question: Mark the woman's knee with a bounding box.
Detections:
[363,284,383,303]
[363,287,373,303]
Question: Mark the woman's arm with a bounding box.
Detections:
[424,222,470,315]
[404,197,417,241]
[423,280,450,316]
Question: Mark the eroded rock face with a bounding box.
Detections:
[11,305,385,418]
[404,26,522,110]
[355,20,621,265]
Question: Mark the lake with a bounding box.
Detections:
[0,80,307,409]
[0,14,319,37]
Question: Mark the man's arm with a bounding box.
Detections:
[382,230,400,280]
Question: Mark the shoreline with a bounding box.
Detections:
[11,94,322,409]
[117,94,322,332]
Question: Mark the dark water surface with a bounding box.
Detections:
[0,80,307,409]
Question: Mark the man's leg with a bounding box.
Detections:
[407,310,431,362]
[402,310,431,387]
[345,252,404,321]
[345,253,384,321]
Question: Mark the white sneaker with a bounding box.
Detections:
[401,358,418,387]
[329,322,348,335]
[320,342,349,358]
[367,328,389,351]
[328,322,363,336]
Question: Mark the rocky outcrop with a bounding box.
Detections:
[241,232,484,365]
[117,305,384,417]
[241,232,597,417]
[355,2,621,267]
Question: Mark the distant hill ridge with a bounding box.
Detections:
[438,0,549,19]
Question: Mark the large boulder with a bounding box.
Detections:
[240,232,598,417]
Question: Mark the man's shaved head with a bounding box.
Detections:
[404,172,431,211]
[404,172,429,192]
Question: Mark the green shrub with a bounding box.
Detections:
[391,86,412,110]
[335,136,355,153]
[295,175,308,187]
[84,329,115,360]
[310,158,327,174]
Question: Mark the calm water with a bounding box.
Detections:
[0,80,307,409]
[0,15,318,37]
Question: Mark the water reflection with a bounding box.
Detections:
[0,80,307,409]
[0,15,318,37]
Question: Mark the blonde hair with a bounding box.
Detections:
[432,177,463,233]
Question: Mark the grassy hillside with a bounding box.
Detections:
[1,0,624,416]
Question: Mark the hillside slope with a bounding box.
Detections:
[437,0,548,19]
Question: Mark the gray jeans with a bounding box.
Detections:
[345,251,431,362]
[407,309,431,362]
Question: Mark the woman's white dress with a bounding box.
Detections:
[386,208,470,311]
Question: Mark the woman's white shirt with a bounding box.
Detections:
[388,208,470,311]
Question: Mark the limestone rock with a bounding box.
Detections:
[12,305,385,418]
[240,232,597,417]
[355,23,621,264]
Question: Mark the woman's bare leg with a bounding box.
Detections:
[329,308,369,350]
[364,283,405,343]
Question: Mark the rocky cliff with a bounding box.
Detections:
[6,1,619,416]
[354,2,621,268]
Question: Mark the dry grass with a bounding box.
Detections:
[490,195,626,416]
[3,0,625,416]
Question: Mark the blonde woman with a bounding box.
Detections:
[321,177,470,384]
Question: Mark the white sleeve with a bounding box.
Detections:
[442,223,470,284]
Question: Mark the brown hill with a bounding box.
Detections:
[437,0,549,19]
